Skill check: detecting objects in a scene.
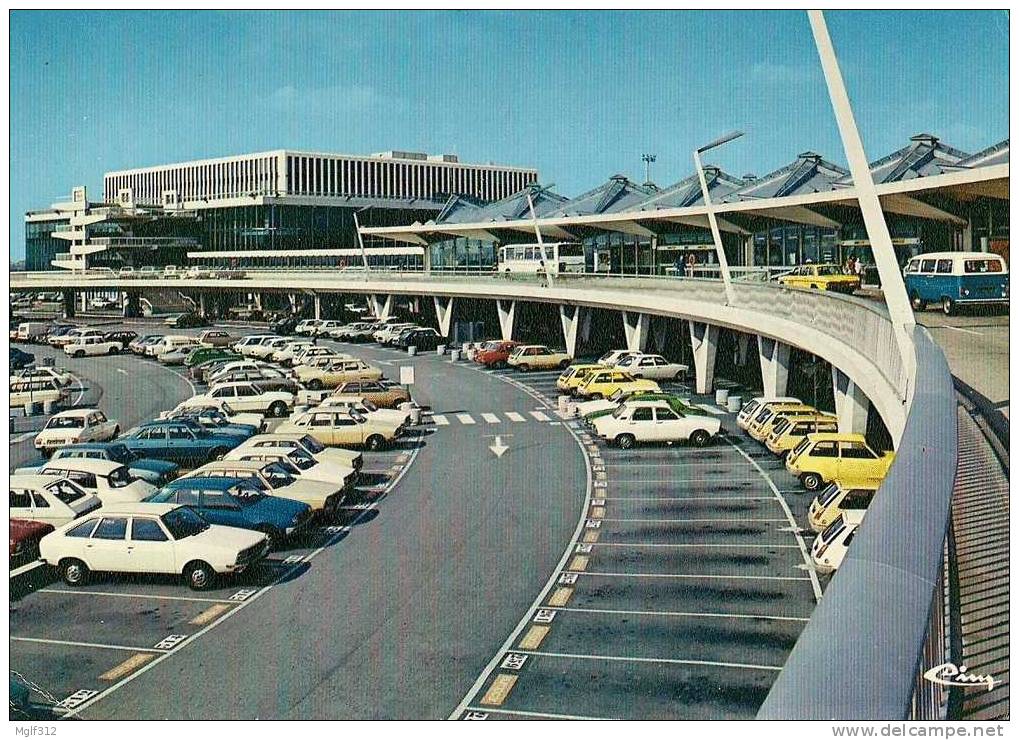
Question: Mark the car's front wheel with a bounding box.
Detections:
[942,298,956,316]
[689,429,712,447]
[517,363,530,373]
[108,346,119,355]
[60,558,89,586]
[801,472,824,492]
[210,446,229,461]
[365,434,386,451]
[307,379,323,390]
[615,433,636,449]
[559,359,570,369]
[74,350,85,358]
[269,401,288,417]
[184,560,215,591]
[911,292,927,311]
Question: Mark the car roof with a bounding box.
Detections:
[100,502,180,516]
[167,475,250,490]
[41,458,122,474]
[748,396,801,404]
[913,251,1004,261]
[623,400,672,408]
[51,408,99,418]
[9,473,71,488]
[193,460,269,472]
[806,432,868,442]
[246,432,310,442]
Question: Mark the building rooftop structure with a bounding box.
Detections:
[636,167,746,210]
[435,184,569,225]
[723,151,849,202]
[545,174,658,217]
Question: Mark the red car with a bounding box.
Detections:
[475,340,521,368]
[10,519,54,560]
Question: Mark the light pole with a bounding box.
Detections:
[641,153,657,187]
[694,130,743,304]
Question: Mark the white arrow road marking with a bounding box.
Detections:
[489,435,509,458]
[115,368,128,375]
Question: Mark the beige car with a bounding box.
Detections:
[184,460,345,515]
[276,407,401,450]
[330,380,410,409]
[506,345,573,372]
[317,394,412,428]
[296,359,383,390]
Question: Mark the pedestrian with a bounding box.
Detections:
[538,258,550,287]
[854,256,866,284]
[685,253,696,278]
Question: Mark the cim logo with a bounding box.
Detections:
[923,663,996,692]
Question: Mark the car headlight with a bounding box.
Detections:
[962,287,970,297]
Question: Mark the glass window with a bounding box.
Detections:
[46,480,87,504]
[131,518,168,542]
[920,259,936,273]
[65,519,99,538]
[174,488,201,506]
[964,259,1003,273]
[840,441,878,459]
[31,493,50,508]
[10,489,31,509]
[93,517,128,540]
[655,408,679,421]
[631,408,654,421]
[169,427,193,440]
[936,259,953,274]
[810,441,838,458]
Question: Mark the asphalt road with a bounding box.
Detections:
[12,338,589,720]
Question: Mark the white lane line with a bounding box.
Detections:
[601,495,777,502]
[578,571,811,582]
[941,325,983,336]
[456,413,476,425]
[9,560,47,577]
[555,606,811,623]
[724,439,822,602]
[589,541,801,549]
[481,413,501,424]
[699,404,728,415]
[115,368,128,376]
[450,367,592,721]
[39,588,236,604]
[432,414,449,426]
[603,461,755,468]
[11,636,169,653]
[598,517,787,523]
[505,412,526,422]
[529,410,551,422]
[465,706,616,721]
[71,374,85,406]
[603,478,767,485]
[65,432,426,719]
[10,432,37,445]
[511,648,782,672]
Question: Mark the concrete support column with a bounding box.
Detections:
[688,320,719,394]
[199,294,207,316]
[962,221,974,252]
[253,293,263,311]
[580,308,593,346]
[62,290,76,319]
[371,294,392,321]
[288,293,297,313]
[651,318,668,355]
[496,299,516,341]
[123,292,141,318]
[559,305,582,358]
[736,333,751,367]
[422,245,432,273]
[757,336,791,398]
[832,367,870,435]
[622,311,650,352]
[313,294,322,320]
[433,296,454,337]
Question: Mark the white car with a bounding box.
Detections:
[317,394,412,428]
[37,459,156,505]
[736,396,802,431]
[272,341,315,365]
[247,337,291,360]
[11,367,74,387]
[591,400,721,449]
[295,320,323,336]
[226,445,357,492]
[235,433,362,474]
[50,328,104,348]
[614,353,689,382]
[150,335,199,359]
[186,459,346,515]
[810,510,865,575]
[289,346,342,367]
[233,335,281,357]
[9,474,103,527]
[64,335,123,357]
[10,378,69,408]
[39,502,270,590]
[596,349,638,367]
[195,382,294,417]
[574,388,633,418]
[310,320,346,336]
[35,408,120,454]
[207,360,277,385]
[373,323,416,344]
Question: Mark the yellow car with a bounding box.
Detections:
[765,413,839,456]
[808,480,879,532]
[746,403,818,442]
[507,345,573,372]
[786,432,895,492]
[776,264,860,294]
[296,359,383,390]
[575,369,660,400]
[556,364,608,395]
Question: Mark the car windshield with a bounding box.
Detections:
[299,435,325,454]
[819,516,847,546]
[162,507,210,538]
[45,479,87,504]
[217,401,237,415]
[289,451,316,470]
[263,462,296,487]
[204,411,229,425]
[107,466,133,488]
[608,389,628,402]
[46,416,84,429]
[817,265,842,276]
[228,481,266,505]
[361,400,379,412]
[611,405,629,419]
[818,483,843,508]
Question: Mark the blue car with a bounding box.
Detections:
[10,347,34,370]
[145,476,312,547]
[164,408,259,437]
[118,420,249,466]
[15,441,179,484]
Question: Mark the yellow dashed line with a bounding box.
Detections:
[99,652,155,681]
[518,625,550,650]
[568,555,589,572]
[548,587,573,607]
[189,603,232,626]
[480,674,518,706]
[590,506,606,519]
[583,530,601,544]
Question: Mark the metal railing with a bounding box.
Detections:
[757,327,958,720]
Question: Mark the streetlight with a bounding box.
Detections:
[641,153,657,186]
[693,131,743,304]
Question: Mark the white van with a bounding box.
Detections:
[17,322,50,342]
[10,378,68,407]
[810,510,865,575]
[148,335,196,358]
[233,335,281,357]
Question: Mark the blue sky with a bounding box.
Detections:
[9,10,1008,260]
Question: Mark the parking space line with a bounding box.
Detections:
[598,517,787,523]
[590,541,800,549]
[504,412,526,422]
[189,604,233,626]
[602,461,754,468]
[432,414,449,425]
[10,560,46,578]
[603,478,767,484]
[555,606,810,623]
[465,706,614,721]
[481,413,501,423]
[512,648,782,671]
[479,674,518,706]
[11,636,168,653]
[529,410,551,421]
[456,413,476,425]
[601,495,777,502]
[579,571,811,582]
[99,653,156,681]
[40,588,236,604]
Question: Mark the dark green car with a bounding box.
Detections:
[584,391,704,422]
[186,346,240,369]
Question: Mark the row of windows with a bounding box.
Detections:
[104,156,281,205]
[284,155,533,202]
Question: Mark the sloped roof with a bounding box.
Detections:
[435,184,568,224]
[635,167,745,210]
[950,138,1009,169]
[850,133,971,184]
[723,152,848,201]
[546,175,658,217]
